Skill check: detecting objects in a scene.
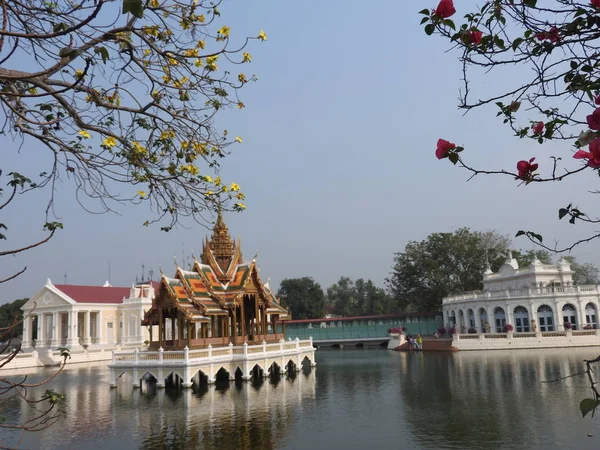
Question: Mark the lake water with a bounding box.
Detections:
[2,348,600,449]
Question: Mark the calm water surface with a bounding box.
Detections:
[2,348,600,449]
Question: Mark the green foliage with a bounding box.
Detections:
[511,249,552,267]
[277,278,326,320]
[326,277,393,317]
[0,298,28,338]
[564,256,600,285]
[386,229,511,311]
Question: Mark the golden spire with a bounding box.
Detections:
[207,208,235,273]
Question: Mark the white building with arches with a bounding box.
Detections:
[442,253,600,335]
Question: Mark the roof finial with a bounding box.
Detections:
[173,256,179,268]
[159,265,164,275]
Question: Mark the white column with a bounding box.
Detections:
[66,311,78,346]
[21,314,32,348]
[50,312,59,346]
[37,314,45,348]
[96,311,102,345]
[85,311,92,345]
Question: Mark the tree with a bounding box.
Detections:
[326,277,393,316]
[1,0,267,283]
[277,278,326,320]
[421,0,600,253]
[512,249,553,267]
[564,256,600,285]
[386,228,511,311]
[0,299,29,338]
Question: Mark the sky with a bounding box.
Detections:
[3,0,600,303]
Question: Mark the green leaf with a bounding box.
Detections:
[580,398,600,418]
[532,233,543,243]
[94,46,109,64]
[420,17,429,25]
[524,0,537,7]
[442,19,456,31]
[53,23,67,33]
[558,208,569,220]
[512,38,524,51]
[122,0,144,18]
[515,230,526,238]
[418,9,430,15]
[424,24,435,35]
[58,47,77,59]
[448,153,459,165]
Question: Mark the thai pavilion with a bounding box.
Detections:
[142,213,292,349]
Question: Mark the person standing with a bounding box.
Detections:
[416,334,423,350]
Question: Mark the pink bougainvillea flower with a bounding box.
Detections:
[468,30,483,45]
[587,108,600,130]
[574,138,600,168]
[536,27,560,43]
[592,0,600,9]
[516,157,538,179]
[594,95,600,105]
[532,121,544,135]
[435,138,456,159]
[433,0,456,19]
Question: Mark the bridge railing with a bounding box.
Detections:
[110,337,314,366]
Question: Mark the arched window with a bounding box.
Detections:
[536,304,554,332]
[467,309,475,328]
[513,306,530,332]
[479,308,489,333]
[494,307,506,333]
[562,303,578,330]
[585,303,597,328]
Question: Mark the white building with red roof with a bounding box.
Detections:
[20,278,157,352]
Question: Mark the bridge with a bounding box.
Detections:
[284,312,443,348]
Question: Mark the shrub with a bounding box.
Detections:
[584,324,593,330]
[449,327,457,335]
[437,327,447,335]
[564,322,573,330]
[468,327,477,334]
[503,324,514,332]
[388,327,401,334]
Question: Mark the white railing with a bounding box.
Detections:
[454,329,600,341]
[110,337,314,366]
[443,285,600,304]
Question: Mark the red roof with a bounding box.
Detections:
[287,312,442,324]
[53,284,131,304]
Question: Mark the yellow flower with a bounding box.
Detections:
[235,203,246,210]
[194,59,203,68]
[214,176,221,186]
[28,87,38,94]
[137,190,147,198]
[193,142,207,154]
[237,102,245,109]
[206,55,218,71]
[196,40,205,49]
[160,129,175,140]
[78,130,91,139]
[182,164,199,175]
[149,0,159,7]
[258,30,267,41]
[222,185,229,192]
[206,191,214,196]
[204,175,213,183]
[236,193,246,200]
[230,182,240,191]
[168,58,179,66]
[184,48,198,57]
[181,141,189,150]
[103,136,117,148]
[197,14,205,23]
[218,26,230,37]
[75,69,85,78]
[144,49,151,56]
[238,73,247,83]
[243,52,252,63]
[235,136,242,143]
[132,141,147,155]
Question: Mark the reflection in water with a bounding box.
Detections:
[2,349,600,450]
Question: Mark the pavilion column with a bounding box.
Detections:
[158,308,163,348]
[66,311,78,347]
[232,309,237,345]
[241,301,246,341]
[21,314,32,349]
[37,314,45,348]
[50,312,59,346]
[84,311,92,345]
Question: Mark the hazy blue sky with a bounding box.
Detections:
[3,0,599,303]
